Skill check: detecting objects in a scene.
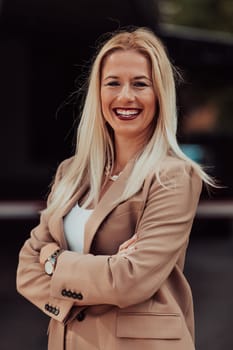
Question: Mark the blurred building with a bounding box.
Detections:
[0,0,232,200]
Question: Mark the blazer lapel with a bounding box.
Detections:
[83,159,135,254]
[49,159,135,253]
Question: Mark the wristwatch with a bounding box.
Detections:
[45,249,63,276]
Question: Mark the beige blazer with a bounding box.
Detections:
[17,155,202,350]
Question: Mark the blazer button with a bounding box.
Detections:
[67,290,72,298]
[61,289,67,296]
[76,310,85,322]
[76,293,83,300]
[48,306,53,313]
[54,308,60,316]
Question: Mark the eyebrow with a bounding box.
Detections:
[103,76,118,80]
[103,75,152,81]
[134,76,152,81]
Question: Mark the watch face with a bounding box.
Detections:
[45,260,54,275]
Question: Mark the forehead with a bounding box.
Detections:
[101,49,151,77]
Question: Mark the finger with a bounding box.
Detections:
[124,234,137,247]
[119,238,134,251]
[119,234,138,251]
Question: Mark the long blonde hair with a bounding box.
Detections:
[45,27,214,215]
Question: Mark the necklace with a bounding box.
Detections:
[109,173,122,181]
[104,164,122,182]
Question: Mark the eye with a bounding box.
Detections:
[133,81,148,87]
[105,81,120,87]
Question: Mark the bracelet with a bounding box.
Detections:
[51,249,62,260]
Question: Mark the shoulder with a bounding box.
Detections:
[143,156,203,213]
[160,155,200,179]
[160,155,192,174]
[149,155,202,194]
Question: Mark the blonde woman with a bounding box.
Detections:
[17,27,214,350]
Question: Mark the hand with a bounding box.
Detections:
[39,242,61,264]
[118,234,138,254]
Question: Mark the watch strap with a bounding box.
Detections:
[45,249,64,275]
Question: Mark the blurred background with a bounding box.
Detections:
[0,0,232,349]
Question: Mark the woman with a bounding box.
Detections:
[17,27,214,350]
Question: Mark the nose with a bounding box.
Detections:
[117,84,135,102]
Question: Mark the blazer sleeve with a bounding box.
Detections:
[50,161,202,308]
[16,159,74,323]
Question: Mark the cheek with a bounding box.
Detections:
[145,94,157,115]
[100,91,113,123]
[100,90,107,114]
[100,90,111,110]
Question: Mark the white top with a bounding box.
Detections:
[63,203,93,252]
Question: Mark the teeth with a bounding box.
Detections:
[115,108,140,116]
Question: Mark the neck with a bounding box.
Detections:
[113,135,145,174]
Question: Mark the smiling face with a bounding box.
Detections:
[100,49,157,145]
